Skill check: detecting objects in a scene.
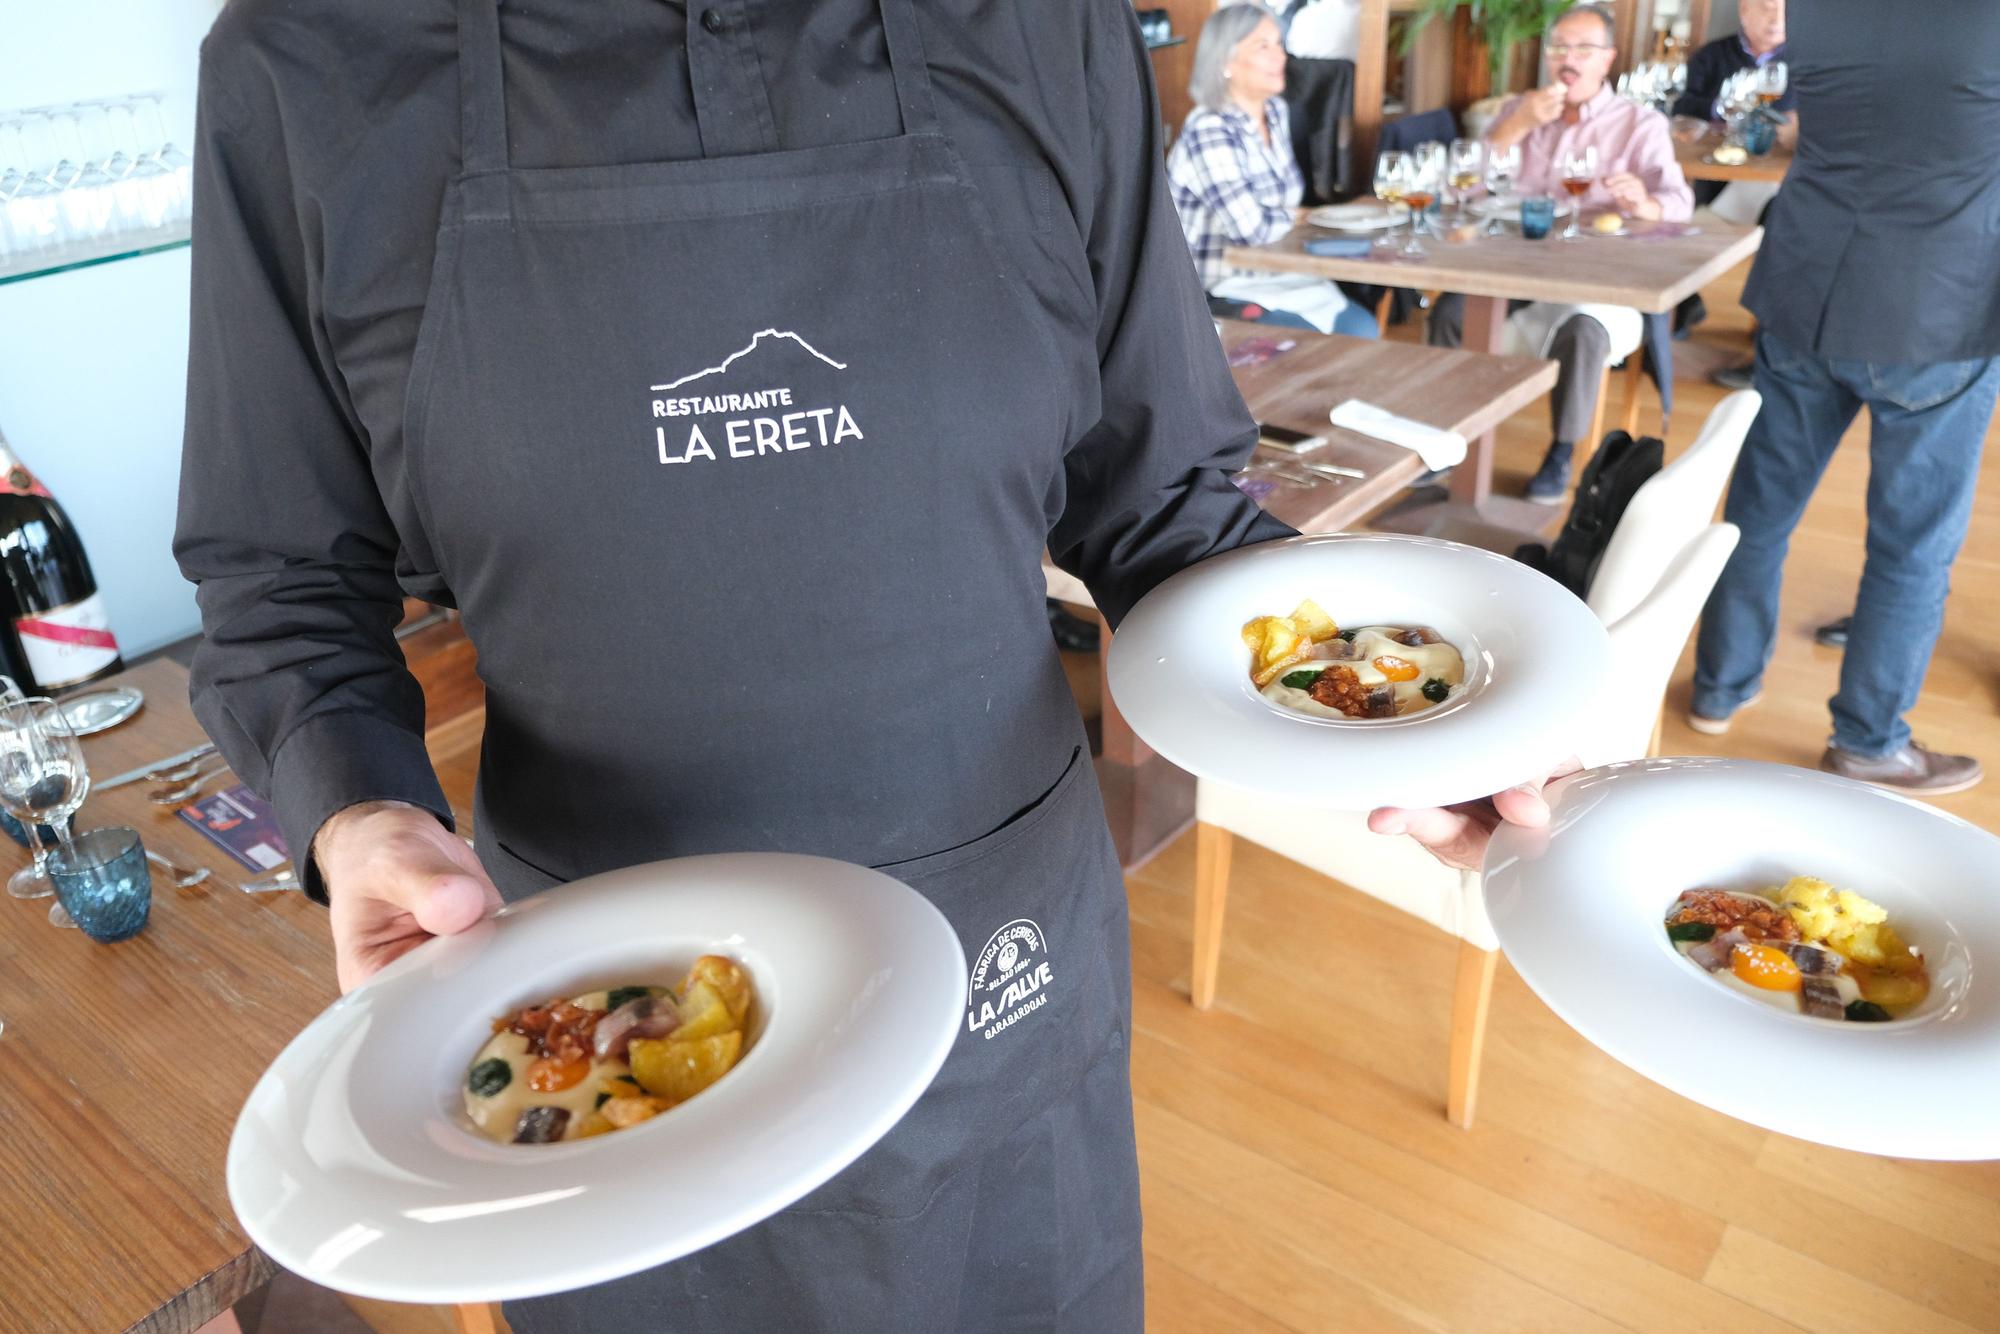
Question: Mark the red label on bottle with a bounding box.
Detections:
[16,594,120,688]
[3,466,50,499]
[17,617,118,651]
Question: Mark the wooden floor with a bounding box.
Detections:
[342,257,2000,1334]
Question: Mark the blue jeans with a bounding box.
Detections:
[1218,295,1381,339]
[1693,331,2000,756]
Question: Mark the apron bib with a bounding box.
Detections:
[412,3,1141,1328]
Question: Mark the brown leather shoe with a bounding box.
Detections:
[1819,741,1983,795]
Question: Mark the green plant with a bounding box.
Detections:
[1402,0,1574,93]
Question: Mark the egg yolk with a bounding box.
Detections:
[1730,943,1802,992]
[1372,654,1421,682]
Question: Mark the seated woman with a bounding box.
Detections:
[1167,4,1379,338]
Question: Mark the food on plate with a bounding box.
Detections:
[1664,877,1929,1021]
[1591,212,1625,234]
[1710,144,1749,166]
[1242,599,1464,718]
[462,954,756,1143]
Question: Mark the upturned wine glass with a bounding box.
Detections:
[1372,150,1412,250]
[1482,143,1520,235]
[0,697,92,925]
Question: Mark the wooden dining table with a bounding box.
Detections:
[0,658,349,1334]
[1064,319,1558,870]
[1674,130,1793,184]
[1225,216,1763,551]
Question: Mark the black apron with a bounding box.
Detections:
[408,2,1141,1328]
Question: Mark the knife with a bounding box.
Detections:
[95,741,218,793]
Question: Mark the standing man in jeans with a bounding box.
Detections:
[1688,0,2000,794]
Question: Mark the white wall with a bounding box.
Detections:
[0,1,222,657]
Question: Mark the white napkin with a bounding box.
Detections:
[1328,399,1468,470]
[1209,272,1350,335]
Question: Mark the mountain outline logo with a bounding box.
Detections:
[650,328,848,392]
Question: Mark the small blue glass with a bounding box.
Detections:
[1742,113,1777,156]
[1520,195,1556,240]
[47,826,152,943]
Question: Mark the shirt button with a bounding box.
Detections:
[700,8,725,33]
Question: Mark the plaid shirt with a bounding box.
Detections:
[1165,99,1303,288]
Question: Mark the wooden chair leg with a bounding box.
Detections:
[1446,941,1498,1129]
[1191,821,1233,1010]
[1649,706,1665,758]
[455,1303,504,1334]
[1376,289,1393,331]
[1620,350,1646,437]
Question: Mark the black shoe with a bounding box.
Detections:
[1524,442,1573,505]
[1814,616,1851,649]
[1710,361,1755,391]
[1672,293,1707,341]
[1047,600,1100,653]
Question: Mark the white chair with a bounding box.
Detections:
[1191,520,1742,1128]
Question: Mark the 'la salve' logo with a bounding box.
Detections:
[647,328,865,465]
[966,919,1054,1041]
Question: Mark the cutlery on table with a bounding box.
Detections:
[148,766,233,807]
[145,850,211,888]
[96,742,218,793]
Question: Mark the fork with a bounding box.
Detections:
[145,849,211,888]
[148,766,233,806]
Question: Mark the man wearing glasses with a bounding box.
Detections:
[1426,2,1693,503]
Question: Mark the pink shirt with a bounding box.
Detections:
[1489,86,1694,221]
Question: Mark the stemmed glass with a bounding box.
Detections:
[1372,150,1411,250]
[1559,145,1598,240]
[1448,138,1484,226]
[1755,61,1788,108]
[0,697,92,927]
[130,95,193,227]
[1482,143,1520,235]
[1401,144,1445,255]
[1,116,65,261]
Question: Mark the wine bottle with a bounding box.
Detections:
[0,426,123,694]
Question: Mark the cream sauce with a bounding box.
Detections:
[1260,626,1465,719]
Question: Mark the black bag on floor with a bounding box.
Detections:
[1513,431,1664,599]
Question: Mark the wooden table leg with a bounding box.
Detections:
[455,1303,504,1334]
[1445,294,1510,509]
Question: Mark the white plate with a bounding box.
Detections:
[1306,202,1406,231]
[228,852,968,1302]
[1105,534,1608,809]
[60,685,143,736]
[1471,194,1574,220]
[1483,758,2000,1160]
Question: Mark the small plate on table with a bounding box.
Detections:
[1483,758,2000,1160]
[1306,202,1406,232]
[1104,533,1609,811]
[59,685,143,736]
[228,852,968,1302]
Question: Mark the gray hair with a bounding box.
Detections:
[1189,4,1278,114]
[1551,3,1617,43]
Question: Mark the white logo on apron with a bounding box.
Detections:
[966,918,1053,1040]
[646,328,865,465]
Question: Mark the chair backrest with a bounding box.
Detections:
[1377,108,1458,154]
[1582,522,1741,766]
[1586,389,1759,625]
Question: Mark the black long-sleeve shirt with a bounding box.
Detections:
[175,0,1291,884]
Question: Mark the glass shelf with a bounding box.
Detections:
[0,220,192,288]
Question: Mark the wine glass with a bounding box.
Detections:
[1559,144,1597,240]
[130,95,193,227]
[1,115,66,259]
[1372,150,1412,250]
[1448,138,1484,226]
[1401,143,1445,255]
[1482,143,1520,235]
[0,697,91,925]
[1755,61,1788,108]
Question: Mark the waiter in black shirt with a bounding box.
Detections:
[175,0,1313,1329]
[1688,0,2000,796]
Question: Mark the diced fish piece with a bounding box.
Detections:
[1686,928,1748,972]
[1777,941,1843,975]
[1398,626,1447,646]
[1305,639,1361,661]
[1800,975,1847,1019]
[1362,685,1397,718]
[512,1106,571,1144]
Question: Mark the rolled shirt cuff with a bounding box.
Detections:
[268,708,456,904]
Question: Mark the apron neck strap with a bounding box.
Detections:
[457,0,509,177]
[877,0,941,137]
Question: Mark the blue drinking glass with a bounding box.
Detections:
[1742,113,1777,156]
[0,809,59,848]
[47,826,151,943]
[1520,195,1556,240]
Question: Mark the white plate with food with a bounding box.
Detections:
[1306,201,1407,231]
[1483,758,2000,1160]
[227,852,967,1302]
[1104,533,1608,810]
[1471,194,1575,220]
